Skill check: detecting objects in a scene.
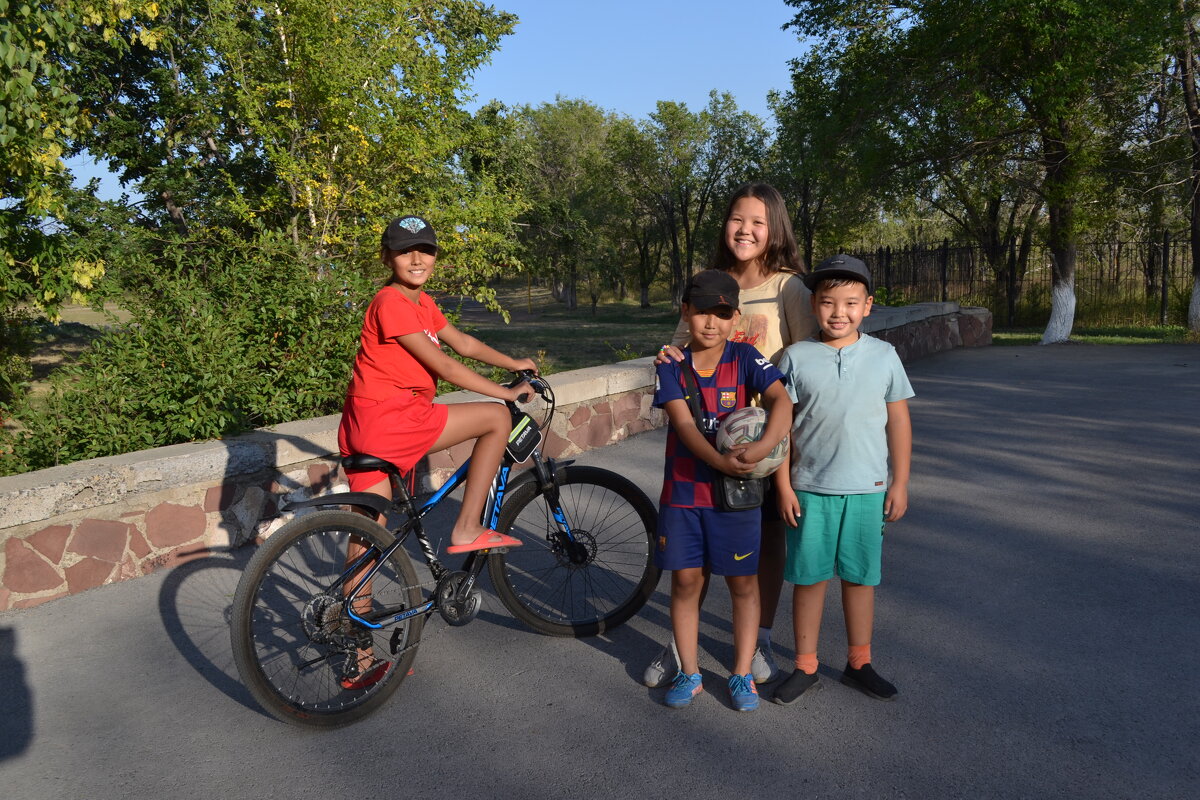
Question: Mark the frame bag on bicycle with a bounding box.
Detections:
[506,412,542,463]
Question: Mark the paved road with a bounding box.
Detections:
[2,344,1198,799]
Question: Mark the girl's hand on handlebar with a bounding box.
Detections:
[504,380,532,404]
[654,344,684,366]
[511,357,539,376]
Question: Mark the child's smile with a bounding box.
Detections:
[686,305,738,355]
[386,245,438,291]
[724,196,769,267]
[812,282,873,348]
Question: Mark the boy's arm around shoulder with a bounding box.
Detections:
[884,398,912,522]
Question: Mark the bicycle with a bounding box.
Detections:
[230,371,660,727]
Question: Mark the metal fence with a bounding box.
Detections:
[852,238,1197,328]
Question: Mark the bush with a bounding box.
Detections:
[0,308,35,412]
[0,232,373,474]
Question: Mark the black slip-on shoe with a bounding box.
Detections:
[772,669,821,705]
[840,662,897,701]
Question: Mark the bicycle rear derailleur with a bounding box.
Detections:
[435,570,481,626]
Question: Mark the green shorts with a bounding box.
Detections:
[784,491,886,586]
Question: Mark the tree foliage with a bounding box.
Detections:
[71,0,522,293]
[1,231,372,472]
[1,0,165,302]
[782,0,1175,341]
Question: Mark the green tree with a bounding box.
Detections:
[785,0,1172,342]
[70,0,522,295]
[767,61,885,267]
[613,92,765,306]
[0,1,161,404]
[510,98,619,310]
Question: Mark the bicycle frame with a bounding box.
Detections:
[328,441,575,631]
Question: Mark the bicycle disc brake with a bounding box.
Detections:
[557,529,597,566]
[435,570,481,626]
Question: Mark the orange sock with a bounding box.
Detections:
[795,653,818,675]
[848,644,871,670]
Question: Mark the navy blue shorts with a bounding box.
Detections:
[655,506,762,576]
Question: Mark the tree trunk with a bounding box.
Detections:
[640,283,650,308]
[1178,2,1200,331]
[161,190,189,236]
[566,263,578,311]
[1040,127,1078,344]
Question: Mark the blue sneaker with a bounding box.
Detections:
[728,673,759,712]
[665,671,704,708]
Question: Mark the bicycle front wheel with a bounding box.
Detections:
[230,511,424,727]
[489,465,659,637]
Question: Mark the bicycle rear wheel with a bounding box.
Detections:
[230,511,424,727]
[489,465,659,637]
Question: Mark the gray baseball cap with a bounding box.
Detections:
[803,254,873,294]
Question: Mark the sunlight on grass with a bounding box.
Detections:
[993,326,1195,346]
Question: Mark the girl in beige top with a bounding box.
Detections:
[648,182,818,691]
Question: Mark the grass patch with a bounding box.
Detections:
[443,282,681,374]
[993,325,1196,346]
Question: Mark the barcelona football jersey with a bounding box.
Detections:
[653,341,785,508]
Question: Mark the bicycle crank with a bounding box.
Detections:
[435,570,482,626]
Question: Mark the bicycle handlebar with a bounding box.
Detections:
[506,370,548,405]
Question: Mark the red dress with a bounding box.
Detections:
[337,286,450,490]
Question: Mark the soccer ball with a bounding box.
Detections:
[714,406,788,479]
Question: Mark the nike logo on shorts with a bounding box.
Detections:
[734,552,753,561]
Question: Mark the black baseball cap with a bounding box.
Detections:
[803,254,873,294]
[682,269,740,311]
[382,215,438,252]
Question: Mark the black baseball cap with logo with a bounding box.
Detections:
[382,215,438,252]
[682,269,740,311]
[803,254,873,294]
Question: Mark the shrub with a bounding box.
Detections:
[0,232,373,474]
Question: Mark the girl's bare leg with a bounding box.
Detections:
[344,478,390,672]
[428,401,512,547]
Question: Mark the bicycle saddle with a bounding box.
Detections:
[341,454,404,476]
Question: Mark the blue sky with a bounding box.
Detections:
[70,0,808,198]
[470,0,805,120]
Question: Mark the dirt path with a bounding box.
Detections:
[28,304,130,387]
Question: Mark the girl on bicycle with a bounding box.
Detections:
[338,214,537,554]
[645,182,818,689]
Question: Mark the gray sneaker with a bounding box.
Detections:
[751,645,781,684]
[643,638,681,688]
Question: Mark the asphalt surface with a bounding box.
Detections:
[2,343,1198,799]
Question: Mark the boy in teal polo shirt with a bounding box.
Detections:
[772,254,914,705]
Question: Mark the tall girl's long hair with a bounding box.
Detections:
[710,182,805,275]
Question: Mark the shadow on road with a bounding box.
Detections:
[0,626,32,761]
[156,547,262,715]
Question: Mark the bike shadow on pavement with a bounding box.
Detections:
[156,546,262,713]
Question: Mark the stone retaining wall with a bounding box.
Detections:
[0,303,990,611]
